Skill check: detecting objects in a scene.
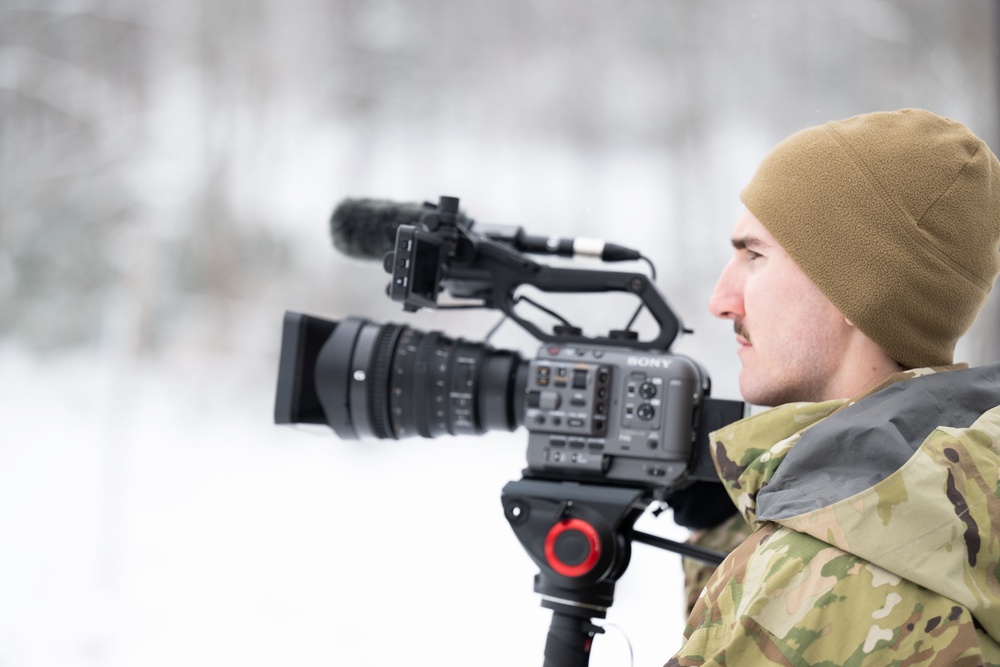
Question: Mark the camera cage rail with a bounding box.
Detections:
[383,195,682,351]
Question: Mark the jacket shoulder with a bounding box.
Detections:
[673,525,998,666]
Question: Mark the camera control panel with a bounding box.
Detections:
[524,344,705,486]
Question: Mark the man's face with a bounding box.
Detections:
[708,210,857,406]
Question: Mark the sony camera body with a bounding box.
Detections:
[523,343,714,491]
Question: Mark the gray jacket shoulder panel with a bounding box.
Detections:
[756,362,1000,521]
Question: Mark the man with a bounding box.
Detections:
[668,109,1000,666]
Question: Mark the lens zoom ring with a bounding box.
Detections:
[367,324,404,439]
[412,331,442,438]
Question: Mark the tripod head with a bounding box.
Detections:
[502,479,725,667]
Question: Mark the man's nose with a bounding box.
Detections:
[708,262,743,320]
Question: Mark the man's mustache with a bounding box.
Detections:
[735,322,750,343]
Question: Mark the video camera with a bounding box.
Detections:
[273,195,744,667]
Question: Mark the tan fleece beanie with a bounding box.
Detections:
[741,108,1000,369]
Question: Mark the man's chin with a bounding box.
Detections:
[738,371,779,408]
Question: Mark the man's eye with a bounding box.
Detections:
[746,250,762,260]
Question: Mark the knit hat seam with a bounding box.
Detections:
[826,124,989,293]
[913,142,993,291]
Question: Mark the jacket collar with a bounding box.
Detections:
[708,365,965,525]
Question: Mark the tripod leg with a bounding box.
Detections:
[543,610,604,667]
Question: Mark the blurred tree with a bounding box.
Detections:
[1,0,997,361]
[0,4,147,348]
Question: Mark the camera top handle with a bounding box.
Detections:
[384,196,683,351]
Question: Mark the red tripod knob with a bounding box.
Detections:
[544,518,601,577]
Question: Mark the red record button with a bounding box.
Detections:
[544,518,601,577]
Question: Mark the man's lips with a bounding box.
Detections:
[734,323,750,348]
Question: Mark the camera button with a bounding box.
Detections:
[539,391,561,410]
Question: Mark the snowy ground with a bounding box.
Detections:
[0,338,694,667]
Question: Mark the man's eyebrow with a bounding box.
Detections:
[731,235,769,251]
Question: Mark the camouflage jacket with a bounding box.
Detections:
[668,364,1000,667]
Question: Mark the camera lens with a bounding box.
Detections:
[311,317,527,440]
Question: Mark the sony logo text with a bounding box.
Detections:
[625,356,672,369]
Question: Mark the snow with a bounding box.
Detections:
[0,341,693,667]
